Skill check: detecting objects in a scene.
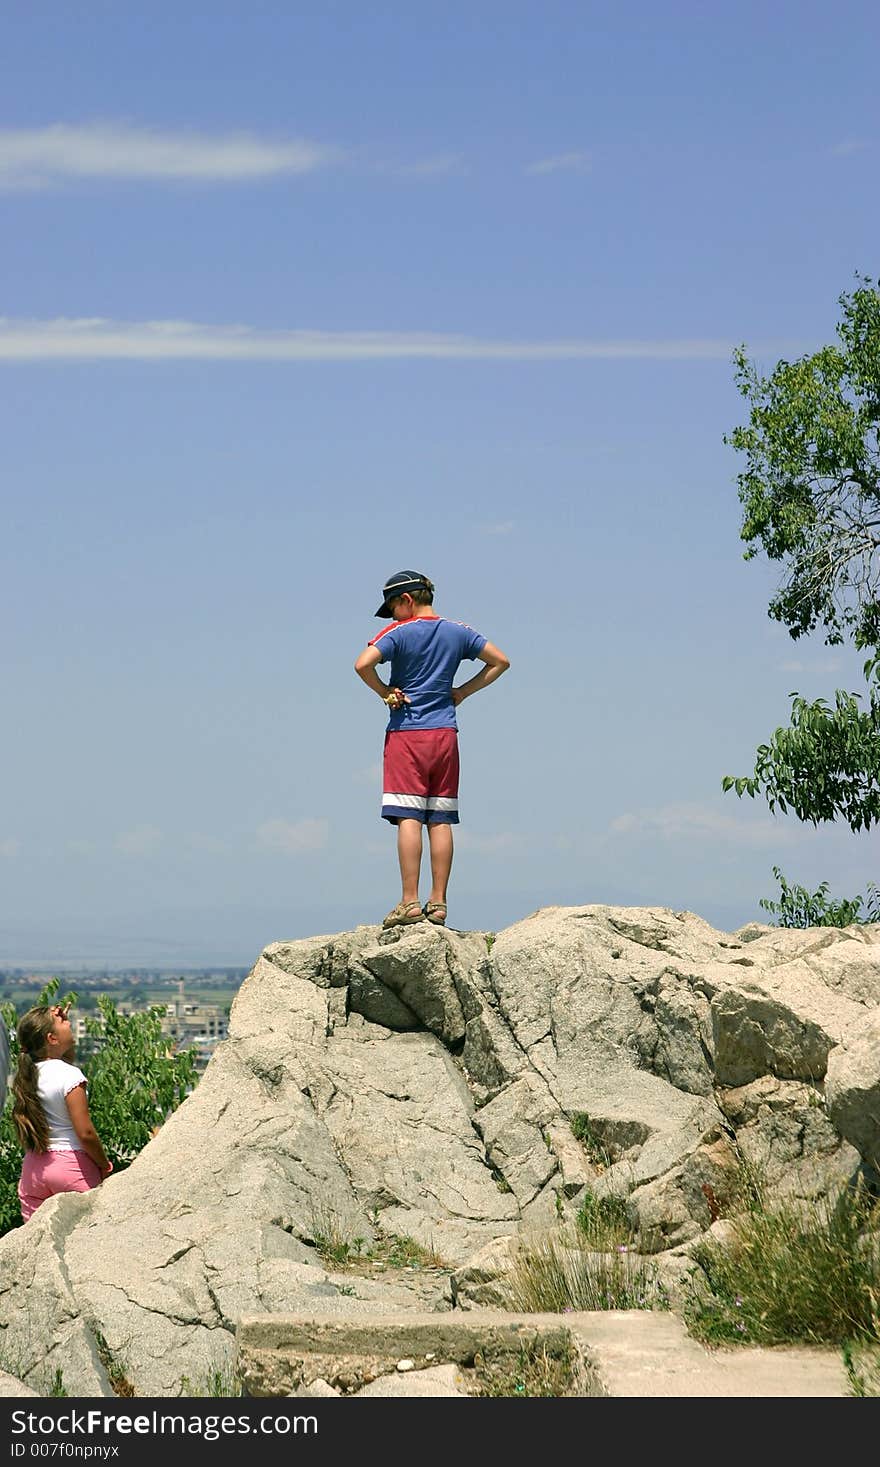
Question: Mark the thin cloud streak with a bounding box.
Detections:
[0,123,339,185]
[0,317,794,363]
[256,818,329,854]
[610,802,797,849]
[824,138,870,158]
[526,151,591,175]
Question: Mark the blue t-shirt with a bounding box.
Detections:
[369,615,487,730]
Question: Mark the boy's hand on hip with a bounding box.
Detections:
[384,687,410,709]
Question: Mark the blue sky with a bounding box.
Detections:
[2,1,878,966]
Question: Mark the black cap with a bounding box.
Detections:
[374,571,432,618]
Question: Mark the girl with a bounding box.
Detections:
[12,1003,112,1221]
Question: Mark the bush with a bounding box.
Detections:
[82,997,198,1169]
[0,1109,25,1236]
[759,865,880,928]
[684,1179,880,1346]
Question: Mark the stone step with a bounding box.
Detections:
[236,1308,849,1398]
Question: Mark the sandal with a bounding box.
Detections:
[382,900,426,929]
[422,901,447,926]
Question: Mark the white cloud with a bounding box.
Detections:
[0,317,783,363]
[479,521,516,536]
[115,825,163,856]
[256,817,329,854]
[526,151,591,175]
[825,139,870,158]
[0,123,339,187]
[0,837,19,858]
[609,802,797,849]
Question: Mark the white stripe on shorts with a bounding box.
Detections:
[382,793,429,809]
[426,796,458,810]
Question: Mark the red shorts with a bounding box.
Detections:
[382,728,460,824]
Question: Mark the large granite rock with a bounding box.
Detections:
[826,1008,880,1171]
[0,904,877,1395]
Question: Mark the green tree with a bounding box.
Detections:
[759,866,880,928]
[83,997,197,1168]
[0,983,198,1237]
[723,276,880,832]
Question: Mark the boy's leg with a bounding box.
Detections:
[396,818,424,905]
[427,822,453,906]
[424,729,458,914]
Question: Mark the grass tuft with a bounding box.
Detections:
[843,1340,880,1397]
[305,1205,446,1272]
[576,1190,632,1250]
[307,1203,366,1267]
[502,1225,669,1314]
[683,1178,880,1347]
[570,1114,613,1171]
[471,1340,578,1397]
[178,1363,242,1397]
[374,1232,446,1269]
[47,1367,67,1397]
[93,1331,135,1397]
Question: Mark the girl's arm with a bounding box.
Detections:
[64,1084,113,1177]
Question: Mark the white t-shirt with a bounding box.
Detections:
[36,1058,88,1151]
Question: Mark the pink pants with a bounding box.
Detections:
[18,1148,102,1221]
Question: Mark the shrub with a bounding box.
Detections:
[82,997,198,1169]
[684,1179,880,1346]
[759,865,880,928]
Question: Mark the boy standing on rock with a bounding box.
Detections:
[355,570,510,930]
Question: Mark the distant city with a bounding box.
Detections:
[0,968,251,1074]
[0,967,248,1008]
[0,967,249,983]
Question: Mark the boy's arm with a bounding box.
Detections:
[452,641,510,706]
[354,646,409,709]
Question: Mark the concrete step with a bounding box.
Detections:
[236,1308,850,1398]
